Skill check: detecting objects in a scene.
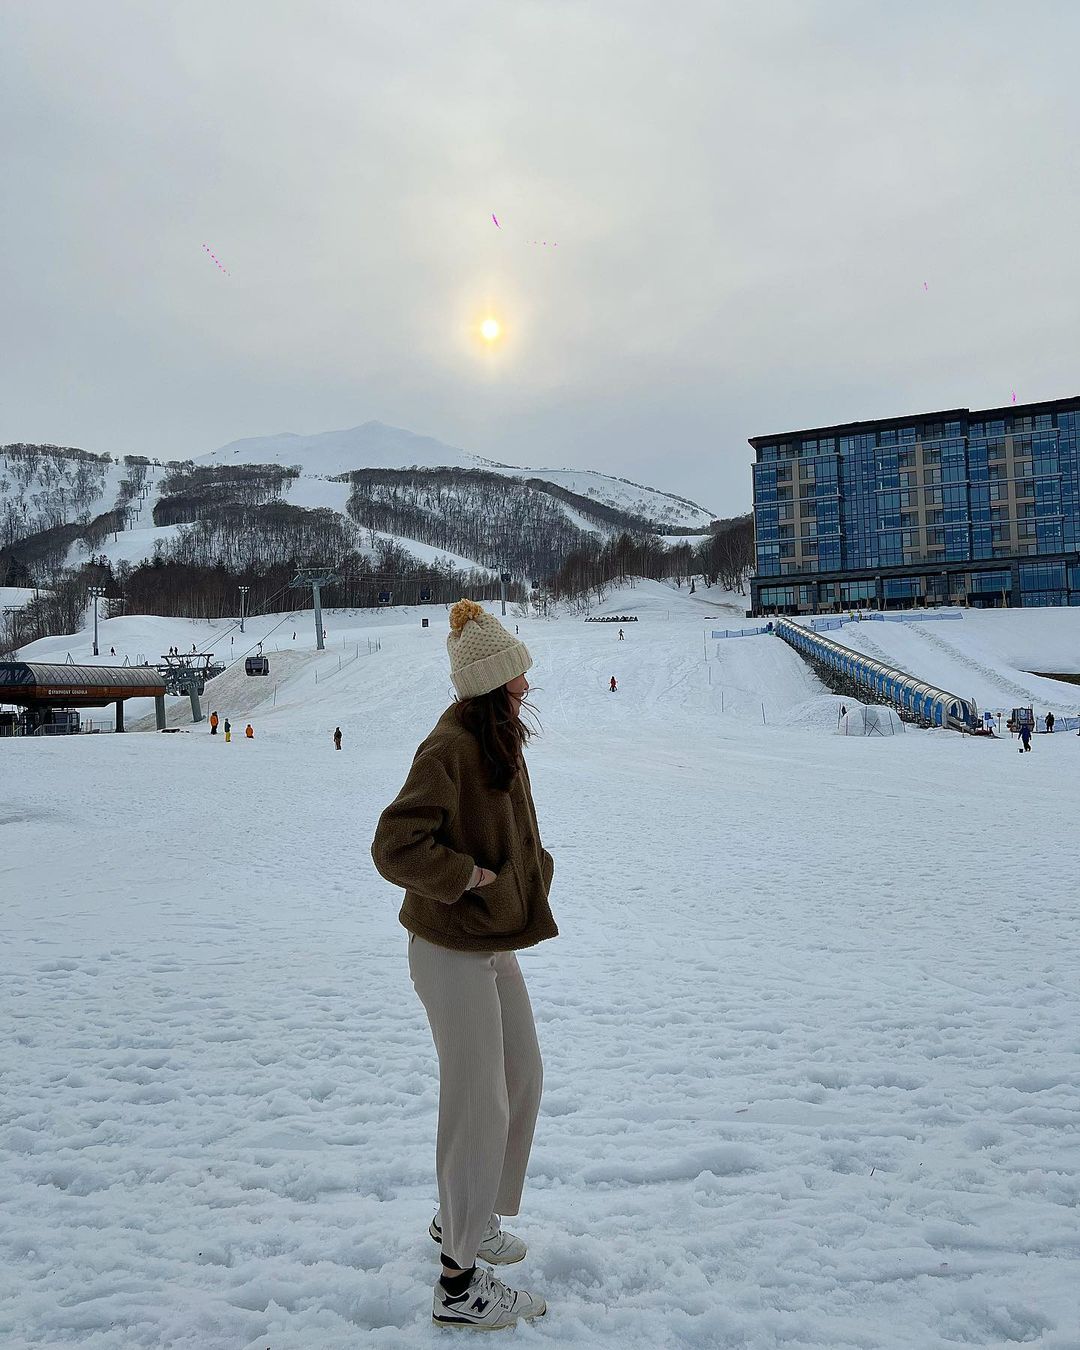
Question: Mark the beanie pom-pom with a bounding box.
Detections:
[449,598,485,635]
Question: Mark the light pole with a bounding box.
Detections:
[239,586,249,633]
[87,586,106,656]
[500,572,511,617]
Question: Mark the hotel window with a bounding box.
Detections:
[988,482,1007,502]
[925,528,945,546]
[924,468,942,484]
[991,525,1011,543]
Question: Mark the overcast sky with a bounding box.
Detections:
[3,1,1080,515]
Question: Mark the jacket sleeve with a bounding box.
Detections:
[371,748,476,905]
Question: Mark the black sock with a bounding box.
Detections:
[440,1264,476,1295]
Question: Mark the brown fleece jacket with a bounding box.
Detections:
[371,705,559,953]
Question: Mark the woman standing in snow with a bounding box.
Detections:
[371,599,557,1331]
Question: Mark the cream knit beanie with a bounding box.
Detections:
[447,599,532,699]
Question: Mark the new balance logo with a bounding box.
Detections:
[471,1297,490,1313]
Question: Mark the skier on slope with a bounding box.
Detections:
[609,675,618,693]
[333,726,342,750]
[1019,721,1033,752]
[209,711,219,735]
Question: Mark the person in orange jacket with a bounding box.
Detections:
[245,723,254,739]
[209,711,219,735]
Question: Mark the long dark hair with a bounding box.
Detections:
[453,686,537,791]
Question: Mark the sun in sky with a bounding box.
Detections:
[480,317,501,342]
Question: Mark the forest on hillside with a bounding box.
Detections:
[1,449,754,652]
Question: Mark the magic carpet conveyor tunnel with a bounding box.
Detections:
[0,662,168,735]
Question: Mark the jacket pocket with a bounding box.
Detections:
[455,861,527,937]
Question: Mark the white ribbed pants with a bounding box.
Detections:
[408,932,543,1269]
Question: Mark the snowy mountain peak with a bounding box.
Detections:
[195,421,717,528]
[196,422,517,477]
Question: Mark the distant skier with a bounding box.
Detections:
[609,676,618,693]
[245,723,254,739]
[293,631,296,640]
[333,726,342,750]
[110,646,115,656]
[209,711,219,736]
[223,717,231,743]
[618,629,624,640]
[1045,712,1055,733]
[1019,722,1032,752]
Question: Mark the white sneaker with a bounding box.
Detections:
[433,1264,546,1330]
[429,1211,527,1265]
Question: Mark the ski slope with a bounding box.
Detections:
[2,583,1079,1349]
[806,611,1080,717]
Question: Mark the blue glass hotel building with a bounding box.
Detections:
[749,396,1080,614]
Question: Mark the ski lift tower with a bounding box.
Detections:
[291,567,339,651]
[157,651,226,724]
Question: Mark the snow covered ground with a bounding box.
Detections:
[65,523,189,570]
[807,611,1080,720]
[1,586,37,612]
[193,421,717,529]
[2,582,1079,1349]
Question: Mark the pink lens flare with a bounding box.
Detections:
[923,281,928,291]
[202,244,230,275]
[1011,391,1017,403]
[492,215,557,247]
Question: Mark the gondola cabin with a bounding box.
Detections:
[245,656,270,676]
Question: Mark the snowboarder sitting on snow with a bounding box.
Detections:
[245,723,254,739]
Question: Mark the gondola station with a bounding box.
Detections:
[0,662,167,736]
